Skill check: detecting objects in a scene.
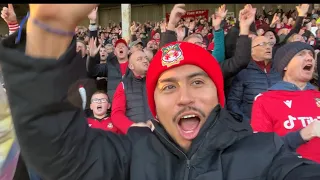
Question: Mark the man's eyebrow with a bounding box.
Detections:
[158,71,208,83]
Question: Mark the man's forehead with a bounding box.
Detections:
[158,65,208,82]
[252,36,269,45]
[130,51,146,60]
[297,49,314,55]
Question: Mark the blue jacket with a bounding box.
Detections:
[227,61,281,121]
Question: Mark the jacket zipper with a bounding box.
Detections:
[184,159,191,180]
[154,129,190,179]
[153,118,217,180]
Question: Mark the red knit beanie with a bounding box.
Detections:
[146,42,225,117]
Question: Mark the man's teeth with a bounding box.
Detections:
[181,114,196,119]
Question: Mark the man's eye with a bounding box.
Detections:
[192,80,204,86]
[163,85,175,91]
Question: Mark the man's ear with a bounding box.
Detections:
[284,66,288,70]
[107,103,111,110]
[128,63,134,70]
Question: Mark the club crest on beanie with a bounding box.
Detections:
[146,42,225,117]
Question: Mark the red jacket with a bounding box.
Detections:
[111,82,134,134]
[251,90,320,163]
[87,116,120,134]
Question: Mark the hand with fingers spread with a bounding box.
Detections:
[1,4,17,24]
[212,4,228,30]
[239,4,257,35]
[167,4,186,31]
[88,37,102,57]
[296,4,309,17]
[88,7,98,23]
[239,4,256,28]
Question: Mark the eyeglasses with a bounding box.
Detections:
[91,98,108,103]
[252,42,274,48]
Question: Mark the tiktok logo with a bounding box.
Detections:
[284,115,320,129]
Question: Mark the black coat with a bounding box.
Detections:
[87,52,129,102]
[1,31,320,180]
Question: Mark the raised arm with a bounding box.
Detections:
[159,4,185,47]
[211,4,227,62]
[87,7,98,39]
[1,4,19,35]
[219,4,255,80]
[0,4,131,180]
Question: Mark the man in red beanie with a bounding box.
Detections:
[87,38,130,102]
[2,4,320,180]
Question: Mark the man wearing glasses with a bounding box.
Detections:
[227,36,281,122]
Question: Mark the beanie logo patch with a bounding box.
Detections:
[161,44,184,67]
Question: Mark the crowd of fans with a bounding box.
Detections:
[0,3,320,180]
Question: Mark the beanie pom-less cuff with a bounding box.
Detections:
[146,42,225,117]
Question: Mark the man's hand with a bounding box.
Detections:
[212,4,228,31]
[130,21,136,34]
[175,24,185,41]
[88,7,98,23]
[300,121,320,142]
[167,4,186,31]
[160,21,167,33]
[28,4,98,33]
[239,4,256,35]
[130,120,154,131]
[188,20,196,31]
[26,4,98,59]
[88,37,101,57]
[270,13,280,28]
[296,4,309,17]
[1,4,17,24]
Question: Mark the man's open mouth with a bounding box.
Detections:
[303,64,313,71]
[119,50,124,54]
[97,105,102,111]
[177,114,201,140]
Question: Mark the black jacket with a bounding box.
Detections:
[122,70,153,122]
[1,32,320,180]
[87,53,128,102]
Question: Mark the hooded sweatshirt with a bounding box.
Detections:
[251,81,320,163]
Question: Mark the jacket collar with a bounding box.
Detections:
[269,81,316,91]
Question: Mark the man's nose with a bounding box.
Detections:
[177,85,194,106]
[305,54,314,62]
